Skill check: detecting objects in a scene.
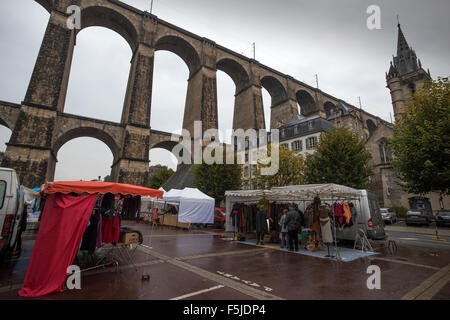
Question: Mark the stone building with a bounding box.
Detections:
[241,23,449,213]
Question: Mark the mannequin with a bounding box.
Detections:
[319,203,334,257]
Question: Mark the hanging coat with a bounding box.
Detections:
[304,206,314,228]
[343,202,352,225]
[334,202,344,226]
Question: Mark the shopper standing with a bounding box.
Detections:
[285,205,301,251]
[278,209,288,248]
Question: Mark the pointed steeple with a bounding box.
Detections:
[397,23,410,56]
[392,23,419,76]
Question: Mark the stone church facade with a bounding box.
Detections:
[242,23,449,213]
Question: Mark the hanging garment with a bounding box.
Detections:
[318,204,331,220]
[350,203,358,221]
[320,219,333,244]
[304,206,314,228]
[334,202,344,226]
[96,213,102,248]
[100,193,115,213]
[102,215,120,243]
[80,214,99,254]
[343,202,352,225]
[312,220,320,234]
[230,203,241,230]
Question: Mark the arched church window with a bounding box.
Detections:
[379,139,392,164]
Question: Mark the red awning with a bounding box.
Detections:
[41,181,163,198]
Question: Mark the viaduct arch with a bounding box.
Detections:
[2,0,352,187]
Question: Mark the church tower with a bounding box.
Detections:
[386,23,431,121]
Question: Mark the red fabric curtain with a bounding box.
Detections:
[18,193,98,297]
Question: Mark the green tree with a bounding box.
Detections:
[303,128,373,189]
[252,145,304,189]
[147,167,174,189]
[193,154,242,205]
[390,77,450,195]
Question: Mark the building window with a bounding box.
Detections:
[244,166,249,178]
[379,139,392,164]
[281,143,289,150]
[308,121,314,129]
[291,140,302,152]
[306,136,318,150]
[281,129,286,138]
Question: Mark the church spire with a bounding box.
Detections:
[386,19,432,121]
[397,23,410,56]
[391,22,419,76]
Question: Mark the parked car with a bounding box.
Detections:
[436,210,450,227]
[0,168,25,259]
[214,207,226,228]
[380,208,397,224]
[405,209,433,226]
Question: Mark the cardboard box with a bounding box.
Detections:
[119,232,140,244]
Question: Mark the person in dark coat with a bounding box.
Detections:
[255,203,269,245]
[284,205,301,251]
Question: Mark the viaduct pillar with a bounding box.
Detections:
[1,10,75,187]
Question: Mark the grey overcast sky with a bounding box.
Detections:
[0,0,449,183]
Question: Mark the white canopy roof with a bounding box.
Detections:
[164,188,215,223]
[270,184,362,199]
[163,188,183,202]
[226,184,361,201]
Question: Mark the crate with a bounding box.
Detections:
[119,231,140,244]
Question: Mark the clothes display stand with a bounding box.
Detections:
[353,228,374,252]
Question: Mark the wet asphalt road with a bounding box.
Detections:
[0,221,449,300]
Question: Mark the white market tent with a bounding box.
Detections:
[269,183,362,200]
[224,183,367,261]
[225,184,363,231]
[163,187,215,224]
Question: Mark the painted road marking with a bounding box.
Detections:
[368,257,440,270]
[170,285,225,300]
[217,270,274,292]
[401,264,450,300]
[137,245,284,300]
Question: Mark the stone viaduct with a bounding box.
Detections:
[1,0,359,187]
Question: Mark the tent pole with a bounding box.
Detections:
[332,194,342,261]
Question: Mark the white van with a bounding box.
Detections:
[335,190,386,241]
[0,167,25,259]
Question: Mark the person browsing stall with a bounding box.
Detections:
[284,205,301,251]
